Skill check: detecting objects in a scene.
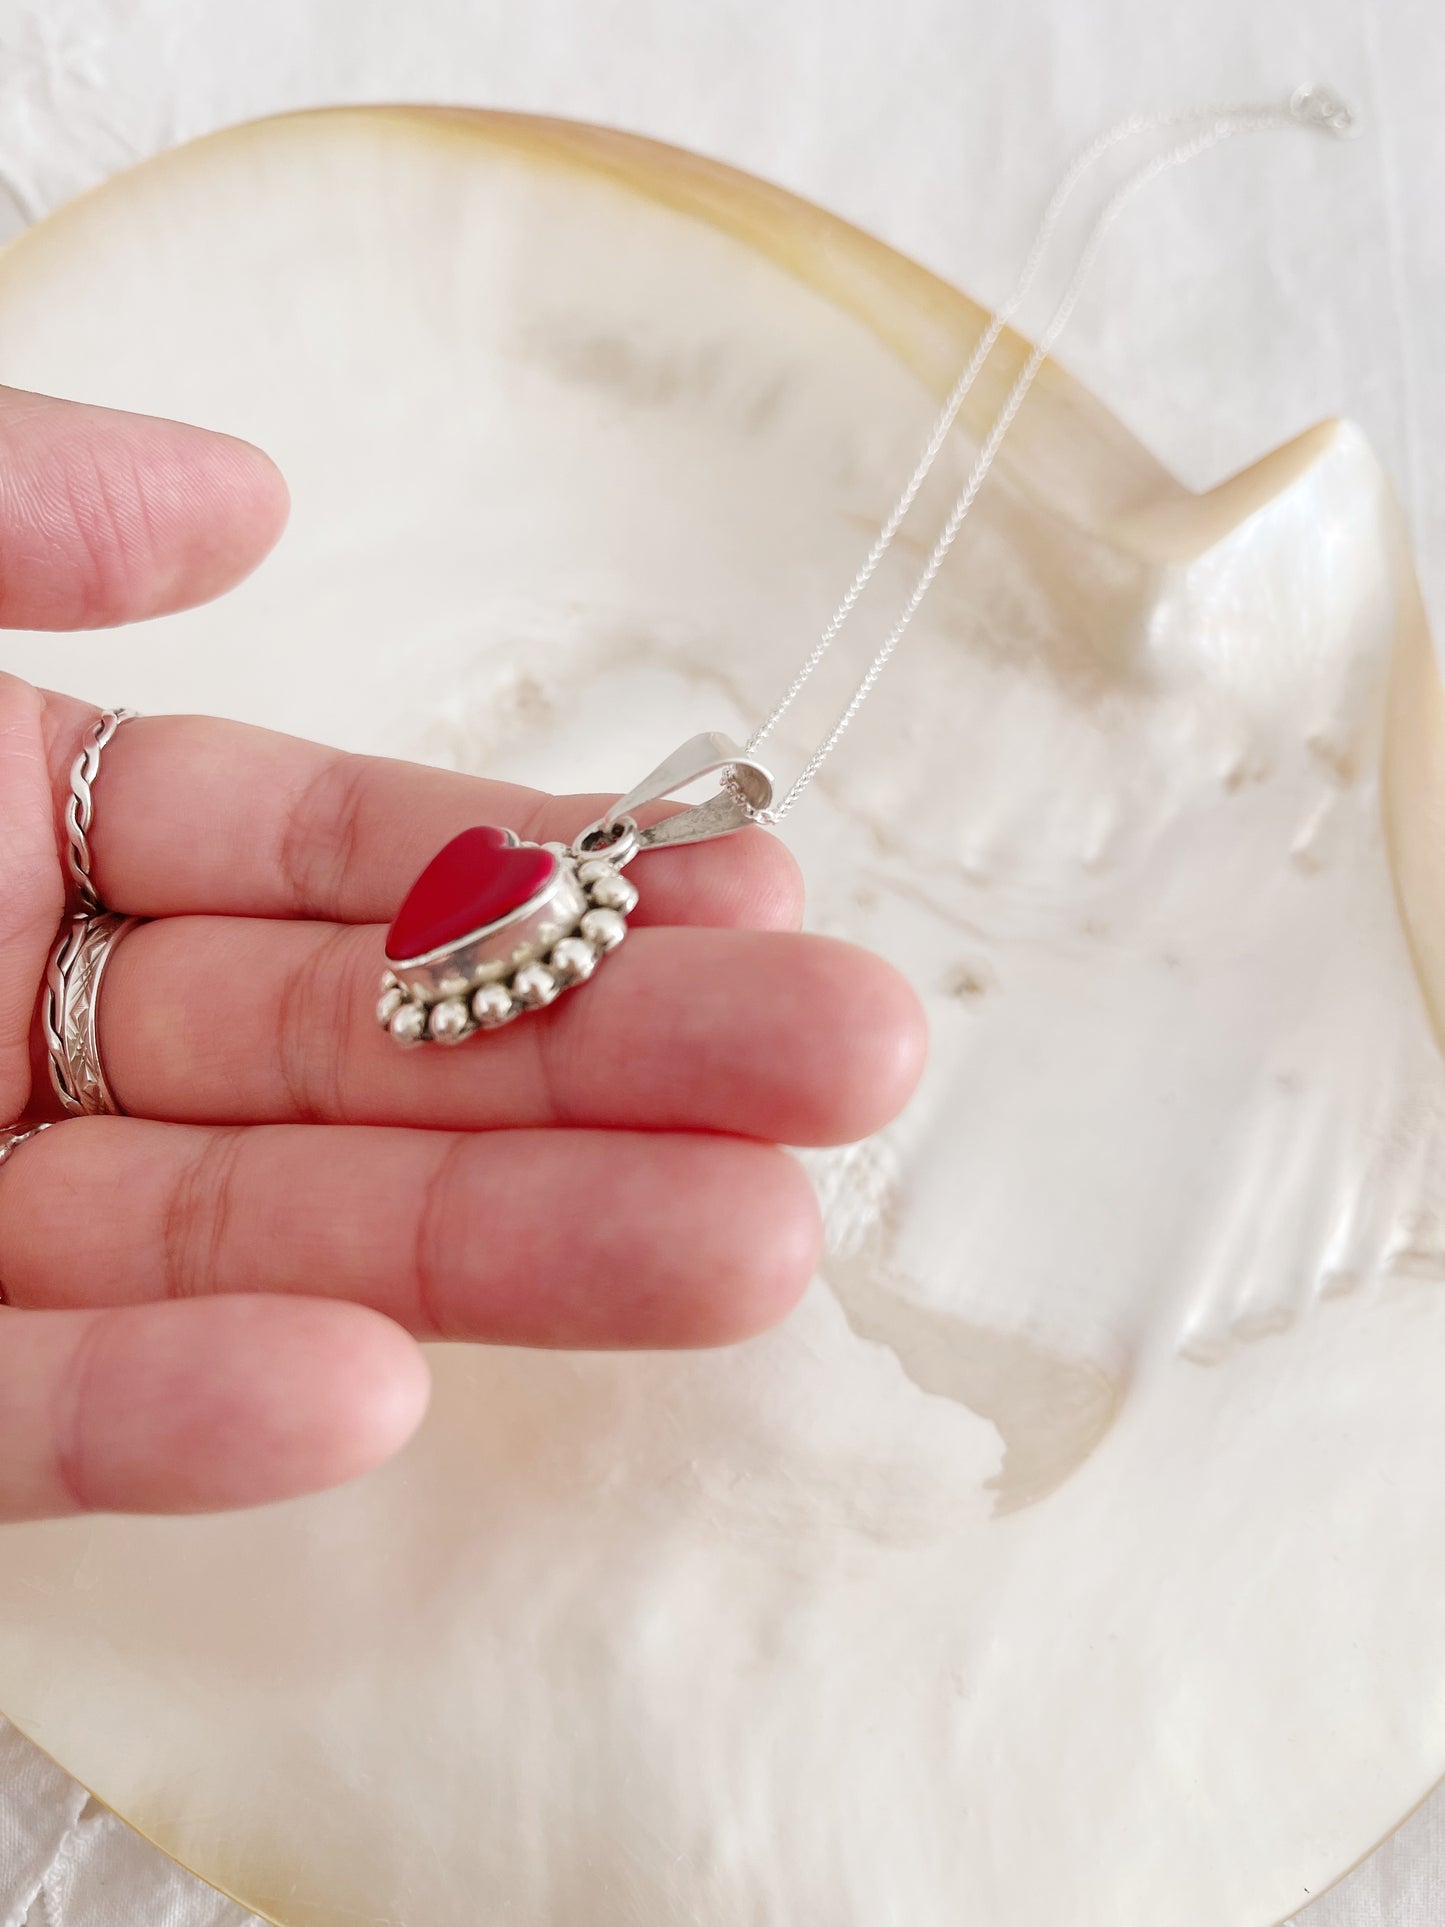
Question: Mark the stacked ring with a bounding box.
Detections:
[41,709,143,1119]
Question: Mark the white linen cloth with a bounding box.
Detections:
[0,0,1438,1920]
[0,1721,258,1926]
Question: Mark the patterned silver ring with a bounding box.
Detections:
[43,912,140,1116]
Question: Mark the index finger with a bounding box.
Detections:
[0,387,288,630]
[38,696,804,932]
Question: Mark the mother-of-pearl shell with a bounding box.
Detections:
[0,107,1441,1927]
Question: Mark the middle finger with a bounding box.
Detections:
[97,917,924,1145]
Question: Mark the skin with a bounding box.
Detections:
[0,386,928,1524]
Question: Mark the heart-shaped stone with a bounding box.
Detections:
[386,826,558,963]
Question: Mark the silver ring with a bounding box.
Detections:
[66,707,138,915]
[43,912,139,1116]
[0,1121,54,1170]
[571,813,641,868]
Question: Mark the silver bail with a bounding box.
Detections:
[605,732,774,851]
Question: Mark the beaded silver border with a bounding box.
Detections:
[377,843,638,1047]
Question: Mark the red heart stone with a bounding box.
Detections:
[386,826,558,963]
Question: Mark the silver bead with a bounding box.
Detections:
[376,982,405,1027]
[428,998,472,1045]
[576,858,616,888]
[512,963,559,1009]
[389,1001,427,1048]
[587,870,639,915]
[543,840,571,858]
[580,907,627,952]
[549,937,596,985]
[470,982,515,1028]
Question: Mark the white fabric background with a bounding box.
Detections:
[0,0,1439,1921]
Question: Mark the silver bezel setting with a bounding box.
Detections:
[378,839,636,1046]
[384,851,589,1001]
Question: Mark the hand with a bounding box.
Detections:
[0,387,926,1524]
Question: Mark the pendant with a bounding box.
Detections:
[377,734,773,1046]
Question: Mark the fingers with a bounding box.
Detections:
[0,1119,822,1347]
[36,702,804,931]
[99,920,925,1144]
[0,1295,428,1522]
[0,388,288,629]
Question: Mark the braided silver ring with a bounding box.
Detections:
[66,707,137,914]
[0,1121,53,1170]
[42,709,143,1118]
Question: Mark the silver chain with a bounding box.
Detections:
[738,82,1357,825]
[65,707,137,914]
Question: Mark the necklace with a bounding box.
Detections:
[378,81,1356,1049]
